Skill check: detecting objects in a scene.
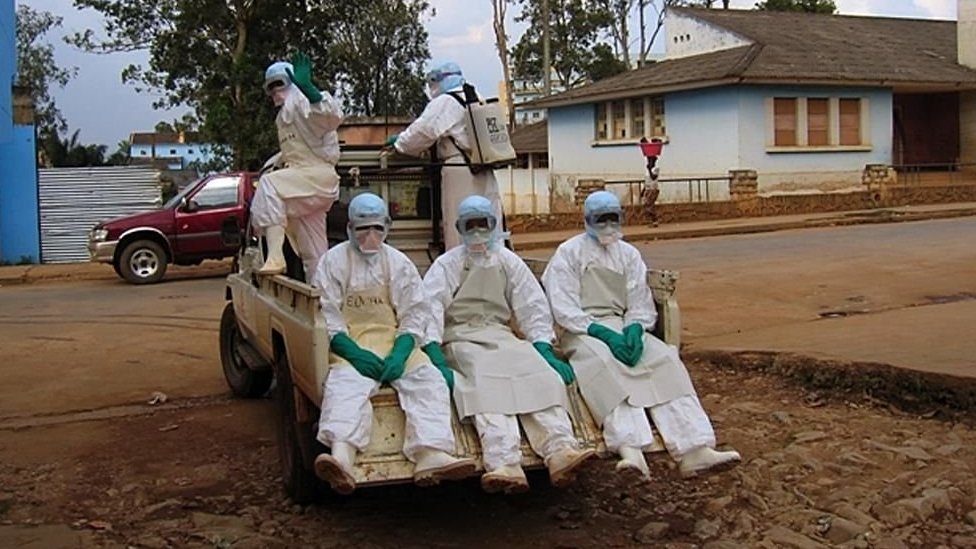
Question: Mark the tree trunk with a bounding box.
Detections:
[492,0,515,128]
[231,2,249,170]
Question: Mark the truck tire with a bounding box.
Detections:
[219,303,273,398]
[272,348,324,504]
[118,239,168,284]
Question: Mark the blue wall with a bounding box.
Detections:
[1,0,14,142]
[0,0,42,263]
[0,125,40,263]
[131,142,223,170]
[548,84,894,199]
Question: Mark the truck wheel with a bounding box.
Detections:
[272,349,324,504]
[219,303,273,398]
[118,239,168,284]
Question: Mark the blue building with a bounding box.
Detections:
[0,0,41,264]
[129,131,223,171]
[530,6,976,208]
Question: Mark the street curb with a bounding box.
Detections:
[512,207,976,251]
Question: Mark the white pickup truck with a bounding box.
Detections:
[218,151,682,503]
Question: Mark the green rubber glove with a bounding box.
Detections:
[532,342,575,385]
[285,51,324,104]
[330,332,384,380]
[422,342,454,390]
[587,323,639,367]
[384,133,399,147]
[623,323,645,366]
[379,333,415,383]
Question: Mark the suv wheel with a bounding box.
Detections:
[117,239,168,284]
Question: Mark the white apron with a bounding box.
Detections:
[264,113,340,201]
[561,263,695,424]
[443,262,569,418]
[439,147,502,250]
[328,248,428,372]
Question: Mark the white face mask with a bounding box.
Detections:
[463,228,492,255]
[355,228,385,255]
[271,88,289,107]
[595,223,622,246]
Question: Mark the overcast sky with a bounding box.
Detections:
[22,0,957,149]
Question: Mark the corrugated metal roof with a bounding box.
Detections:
[39,166,162,263]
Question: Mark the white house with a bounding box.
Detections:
[528,4,976,210]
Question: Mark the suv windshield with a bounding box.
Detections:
[162,178,203,209]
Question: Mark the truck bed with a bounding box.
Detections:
[227,256,680,488]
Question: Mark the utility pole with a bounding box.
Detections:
[542,0,551,95]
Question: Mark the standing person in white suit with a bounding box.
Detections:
[385,61,504,250]
[542,191,740,482]
[312,193,477,495]
[250,52,343,276]
[422,195,595,494]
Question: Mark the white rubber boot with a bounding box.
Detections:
[546,447,597,488]
[481,464,530,495]
[258,225,287,275]
[678,446,741,478]
[314,442,357,495]
[615,446,651,483]
[413,449,477,487]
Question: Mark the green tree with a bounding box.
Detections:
[329,0,431,117]
[69,0,321,171]
[39,128,107,167]
[512,0,622,88]
[755,0,837,13]
[14,5,78,136]
[106,140,131,165]
[70,0,430,170]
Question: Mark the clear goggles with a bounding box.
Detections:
[425,69,461,83]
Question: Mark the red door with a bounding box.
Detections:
[173,174,244,257]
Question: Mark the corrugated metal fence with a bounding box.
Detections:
[38,166,162,263]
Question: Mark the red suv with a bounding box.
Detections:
[88,171,346,284]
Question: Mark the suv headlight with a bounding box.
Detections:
[91,228,109,242]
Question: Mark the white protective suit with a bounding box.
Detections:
[424,240,592,489]
[250,81,343,276]
[394,90,504,251]
[543,232,737,476]
[313,239,475,492]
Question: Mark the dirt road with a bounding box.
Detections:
[1,218,974,548]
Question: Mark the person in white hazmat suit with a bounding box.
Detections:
[384,62,505,251]
[541,191,741,481]
[421,195,596,494]
[250,52,343,276]
[311,193,477,495]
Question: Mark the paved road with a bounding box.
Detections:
[0,275,228,418]
[1,217,973,421]
[635,217,976,376]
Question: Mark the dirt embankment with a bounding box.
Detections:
[2,352,976,548]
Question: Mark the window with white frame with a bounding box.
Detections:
[769,96,868,149]
[594,97,665,142]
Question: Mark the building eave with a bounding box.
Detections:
[532,78,740,109]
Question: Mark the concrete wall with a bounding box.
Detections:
[665,10,751,59]
[495,166,550,215]
[737,85,891,193]
[546,85,891,208]
[0,124,40,263]
[130,142,222,168]
[0,0,13,142]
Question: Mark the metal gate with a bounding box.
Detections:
[38,166,162,263]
